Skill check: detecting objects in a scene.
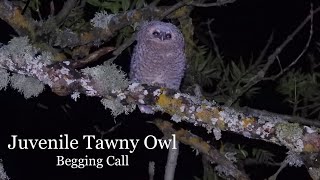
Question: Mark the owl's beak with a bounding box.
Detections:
[159,32,166,41]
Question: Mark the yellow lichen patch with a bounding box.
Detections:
[12,8,33,37]
[196,109,216,123]
[242,117,256,128]
[208,109,225,129]
[12,9,29,28]
[173,6,190,18]
[131,11,142,21]
[216,119,226,130]
[53,53,67,62]
[303,144,318,153]
[176,129,211,153]
[72,46,90,58]
[80,32,94,42]
[157,93,183,115]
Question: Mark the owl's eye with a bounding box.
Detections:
[152,31,160,36]
[165,33,172,39]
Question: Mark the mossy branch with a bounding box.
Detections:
[0,37,319,157]
[153,119,249,180]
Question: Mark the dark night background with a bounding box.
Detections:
[0,0,318,179]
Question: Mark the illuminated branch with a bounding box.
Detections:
[71,46,115,68]
[0,38,319,155]
[0,1,35,38]
[188,0,237,7]
[153,119,249,180]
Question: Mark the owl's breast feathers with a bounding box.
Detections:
[132,45,186,90]
[139,42,182,61]
[146,39,183,52]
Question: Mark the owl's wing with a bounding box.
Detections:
[129,46,139,81]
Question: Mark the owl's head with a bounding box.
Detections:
[137,21,184,49]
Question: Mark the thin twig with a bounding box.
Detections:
[267,4,314,80]
[54,0,78,26]
[207,19,223,61]
[189,0,236,7]
[40,0,78,35]
[226,4,319,106]
[261,4,316,79]
[94,122,123,139]
[50,0,55,16]
[254,31,274,68]
[21,0,31,15]
[268,161,288,180]
[275,56,283,72]
[148,161,155,180]
[213,31,274,97]
[106,35,136,63]
[36,1,42,21]
[80,0,87,8]
[160,1,186,19]
[71,46,115,68]
[164,140,179,180]
[150,0,161,7]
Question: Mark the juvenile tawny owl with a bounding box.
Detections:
[130,21,186,90]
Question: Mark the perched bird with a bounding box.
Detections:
[130,21,186,90]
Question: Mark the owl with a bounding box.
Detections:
[130,21,186,90]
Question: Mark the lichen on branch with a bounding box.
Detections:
[0,36,319,152]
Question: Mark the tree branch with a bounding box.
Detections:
[154,119,249,180]
[54,0,78,26]
[0,37,319,154]
[226,4,319,106]
[71,46,115,68]
[207,19,223,61]
[0,1,192,64]
[266,4,314,80]
[0,2,35,38]
[164,138,179,180]
[188,0,236,7]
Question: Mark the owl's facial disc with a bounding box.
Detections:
[152,30,172,41]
